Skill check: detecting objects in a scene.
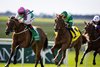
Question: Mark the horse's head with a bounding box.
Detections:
[84,21,96,37]
[54,14,66,31]
[5,16,19,35]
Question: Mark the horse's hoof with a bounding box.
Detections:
[5,64,9,67]
[51,59,58,65]
[58,63,61,67]
[93,62,96,65]
[51,59,55,63]
[57,65,60,67]
[80,61,83,64]
[13,61,17,64]
[13,60,17,64]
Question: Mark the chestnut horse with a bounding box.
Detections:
[5,16,48,67]
[51,15,82,67]
[80,21,100,65]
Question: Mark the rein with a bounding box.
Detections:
[14,28,28,34]
[90,35,100,42]
[10,19,29,35]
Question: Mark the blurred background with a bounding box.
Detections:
[0,0,100,67]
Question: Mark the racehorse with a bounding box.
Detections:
[5,16,48,67]
[51,14,82,67]
[80,21,100,65]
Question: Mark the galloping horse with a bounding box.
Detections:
[5,16,48,67]
[51,14,82,67]
[80,21,100,65]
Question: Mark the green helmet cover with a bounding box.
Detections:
[61,11,68,17]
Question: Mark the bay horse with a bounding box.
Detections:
[51,14,82,67]
[5,16,48,67]
[80,21,100,65]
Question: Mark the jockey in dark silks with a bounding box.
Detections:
[61,11,76,38]
[15,7,40,41]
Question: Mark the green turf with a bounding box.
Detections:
[0,51,100,67]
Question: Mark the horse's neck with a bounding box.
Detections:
[15,23,26,33]
[58,28,70,37]
[89,30,98,40]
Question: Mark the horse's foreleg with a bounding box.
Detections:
[13,45,20,64]
[54,44,67,65]
[53,49,62,65]
[80,49,89,64]
[93,51,97,65]
[5,45,16,67]
[58,50,66,66]
[51,45,56,58]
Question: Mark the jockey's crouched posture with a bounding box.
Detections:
[15,7,40,41]
[61,11,76,38]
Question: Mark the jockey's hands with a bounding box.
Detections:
[18,20,22,23]
[18,18,24,23]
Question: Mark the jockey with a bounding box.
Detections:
[92,15,100,25]
[92,15,100,32]
[16,7,40,41]
[61,11,76,38]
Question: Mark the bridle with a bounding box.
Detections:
[9,19,29,35]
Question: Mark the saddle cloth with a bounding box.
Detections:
[70,26,81,43]
[55,26,81,43]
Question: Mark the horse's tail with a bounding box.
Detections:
[43,37,48,51]
[82,34,87,44]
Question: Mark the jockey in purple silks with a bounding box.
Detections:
[92,15,100,33]
[15,7,40,41]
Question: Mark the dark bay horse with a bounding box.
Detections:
[51,14,82,67]
[5,16,48,67]
[80,21,100,65]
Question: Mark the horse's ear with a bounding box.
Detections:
[15,18,19,22]
[8,16,10,18]
[56,14,59,18]
[84,21,87,25]
[56,14,59,16]
[7,16,10,19]
[11,16,15,19]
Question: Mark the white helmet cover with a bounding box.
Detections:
[93,15,100,22]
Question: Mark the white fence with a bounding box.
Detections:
[0,38,88,67]
[0,38,55,67]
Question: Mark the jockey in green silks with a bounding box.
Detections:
[16,7,40,41]
[61,11,76,38]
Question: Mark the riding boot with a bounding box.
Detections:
[70,28,76,38]
[27,24,40,41]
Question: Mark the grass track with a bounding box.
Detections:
[0,63,100,67]
[0,51,100,67]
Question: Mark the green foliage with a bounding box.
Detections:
[0,16,8,22]
[0,16,90,40]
